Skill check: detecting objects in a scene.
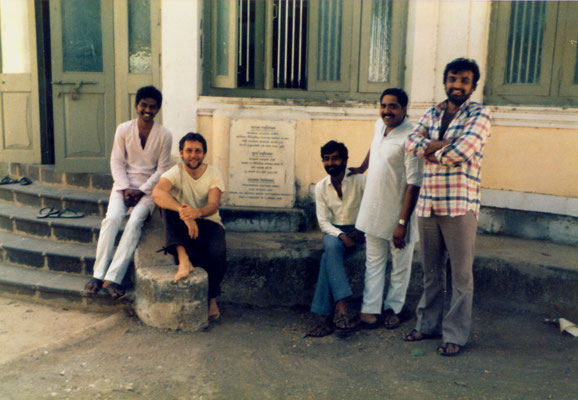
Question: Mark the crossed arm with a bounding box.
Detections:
[152,177,222,239]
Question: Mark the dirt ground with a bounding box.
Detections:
[0,296,576,400]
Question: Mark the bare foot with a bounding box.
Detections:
[173,261,194,282]
[208,298,220,321]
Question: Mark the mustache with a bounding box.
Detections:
[382,113,395,118]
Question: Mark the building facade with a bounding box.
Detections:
[1,0,577,240]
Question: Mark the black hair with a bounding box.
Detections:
[179,132,207,153]
[443,58,481,88]
[379,88,409,108]
[135,85,163,107]
[320,140,348,160]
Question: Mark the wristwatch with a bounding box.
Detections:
[398,219,407,226]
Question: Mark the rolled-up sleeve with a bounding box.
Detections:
[406,111,433,158]
[436,106,491,167]
[404,139,423,186]
[315,183,344,238]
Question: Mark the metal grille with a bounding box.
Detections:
[505,1,546,84]
[272,0,307,88]
[237,0,255,86]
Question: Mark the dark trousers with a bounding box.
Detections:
[161,209,227,298]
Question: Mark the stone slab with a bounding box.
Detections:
[228,119,296,207]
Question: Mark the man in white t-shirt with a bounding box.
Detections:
[306,141,366,338]
[84,86,172,299]
[152,133,226,322]
[351,88,423,330]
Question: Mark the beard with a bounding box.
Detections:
[447,89,472,106]
[325,164,346,177]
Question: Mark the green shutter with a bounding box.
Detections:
[358,0,406,93]
[307,0,353,91]
[557,1,578,98]
[211,0,238,89]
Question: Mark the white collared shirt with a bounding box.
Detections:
[315,173,366,237]
[356,117,423,241]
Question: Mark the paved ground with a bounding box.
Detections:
[0,295,576,400]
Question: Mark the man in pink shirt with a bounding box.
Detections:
[84,86,173,298]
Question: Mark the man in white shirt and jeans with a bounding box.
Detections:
[306,141,366,338]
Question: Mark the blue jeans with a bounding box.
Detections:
[311,226,360,315]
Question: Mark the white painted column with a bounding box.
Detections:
[161,0,202,156]
[406,0,492,107]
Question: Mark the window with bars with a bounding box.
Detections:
[205,0,407,100]
[485,1,577,107]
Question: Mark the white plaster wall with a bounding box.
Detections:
[0,0,31,73]
[161,0,202,156]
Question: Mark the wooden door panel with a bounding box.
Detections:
[1,91,33,150]
[62,93,105,157]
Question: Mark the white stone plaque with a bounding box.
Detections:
[228,119,296,207]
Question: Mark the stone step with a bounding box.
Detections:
[0,181,108,216]
[0,263,132,311]
[137,211,578,319]
[0,230,97,275]
[9,162,113,192]
[0,200,115,244]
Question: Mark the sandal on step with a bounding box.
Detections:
[84,278,103,293]
[105,282,126,299]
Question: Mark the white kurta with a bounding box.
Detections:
[110,119,173,212]
[355,117,423,242]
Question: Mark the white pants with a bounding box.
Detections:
[92,195,150,284]
[361,233,415,315]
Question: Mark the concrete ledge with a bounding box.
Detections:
[135,212,578,319]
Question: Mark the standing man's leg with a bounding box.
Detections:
[383,241,415,328]
[438,211,477,349]
[85,196,127,292]
[102,201,150,297]
[361,234,388,325]
[409,216,446,340]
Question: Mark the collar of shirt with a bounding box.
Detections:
[378,117,411,138]
[326,172,352,188]
[434,97,473,116]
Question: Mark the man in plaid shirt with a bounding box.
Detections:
[404,58,491,356]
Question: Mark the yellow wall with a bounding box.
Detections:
[483,126,578,197]
[198,115,578,201]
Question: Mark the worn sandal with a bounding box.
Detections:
[84,278,103,293]
[403,329,441,342]
[305,321,335,338]
[438,343,463,357]
[105,282,126,299]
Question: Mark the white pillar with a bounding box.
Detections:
[161,0,202,156]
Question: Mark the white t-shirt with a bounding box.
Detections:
[161,163,226,228]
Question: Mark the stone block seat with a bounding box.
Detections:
[133,212,209,332]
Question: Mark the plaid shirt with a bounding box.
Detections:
[406,98,491,217]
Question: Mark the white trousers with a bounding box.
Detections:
[92,195,150,284]
[361,233,415,315]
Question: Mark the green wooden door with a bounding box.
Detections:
[50,0,115,173]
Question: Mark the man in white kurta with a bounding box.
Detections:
[85,86,173,298]
[353,88,423,329]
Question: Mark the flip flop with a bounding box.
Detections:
[18,177,32,185]
[36,206,60,218]
[55,208,85,218]
[304,321,335,338]
[0,176,19,185]
[403,329,441,342]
